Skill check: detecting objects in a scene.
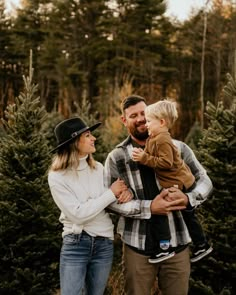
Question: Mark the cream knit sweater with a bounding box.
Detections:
[48,156,116,239]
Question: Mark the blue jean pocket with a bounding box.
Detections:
[63,233,81,245]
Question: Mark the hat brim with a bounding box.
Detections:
[50,122,101,153]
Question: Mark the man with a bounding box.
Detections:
[104,95,213,295]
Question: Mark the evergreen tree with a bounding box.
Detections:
[41,111,64,151]
[189,73,236,294]
[108,0,174,91]
[0,52,60,295]
[184,121,203,150]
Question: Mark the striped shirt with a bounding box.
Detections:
[104,136,213,251]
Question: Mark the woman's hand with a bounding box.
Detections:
[110,178,128,197]
[117,189,133,203]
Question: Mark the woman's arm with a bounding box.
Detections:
[48,173,116,224]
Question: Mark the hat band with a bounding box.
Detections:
[71,131,80,138]
[71,127,88,138]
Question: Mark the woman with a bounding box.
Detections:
[48,117,130,295]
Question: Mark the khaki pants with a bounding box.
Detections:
[123,244,190,295]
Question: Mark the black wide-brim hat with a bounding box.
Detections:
[51,117,101,153]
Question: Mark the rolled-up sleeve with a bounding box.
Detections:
[107,199,152,219]
[178,141,213,207]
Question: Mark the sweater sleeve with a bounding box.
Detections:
[48,172,116,224]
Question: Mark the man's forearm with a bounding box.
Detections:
[107,199,152,219]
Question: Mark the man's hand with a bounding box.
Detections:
[150,188,187,215]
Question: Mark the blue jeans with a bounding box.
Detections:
[60,231,114,295]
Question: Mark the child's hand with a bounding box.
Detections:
[132,147,144,162]
[117,189,134,203]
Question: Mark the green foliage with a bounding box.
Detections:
[222,73,236,107]
[184,121,203,150]
[0,53,60,295]
[0,123,6,138]
[190,74,236,295]
[41,111,64,151]
[189,277,215,295]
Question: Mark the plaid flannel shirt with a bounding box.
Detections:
[104,136,213,251]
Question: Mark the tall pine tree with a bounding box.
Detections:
[0,52,60,295]
[189,73,236,294]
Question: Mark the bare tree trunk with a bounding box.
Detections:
[233,49,236,81]
[215,49,221,104]
[199,2,209,129]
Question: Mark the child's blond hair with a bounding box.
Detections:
[145,99,178,129]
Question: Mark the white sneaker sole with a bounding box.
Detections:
[148,252,175,264]
[190,246,213,263]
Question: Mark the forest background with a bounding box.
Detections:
[0,0,235,294]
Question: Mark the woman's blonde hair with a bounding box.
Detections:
[49,137,96,171]
[145,99,178,129]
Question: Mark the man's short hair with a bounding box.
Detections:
[120,95,146,115]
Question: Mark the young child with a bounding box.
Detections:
[132,99,213,263]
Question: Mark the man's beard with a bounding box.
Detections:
[130,125,149,141]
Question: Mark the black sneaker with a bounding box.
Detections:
[190,243,213,263]
[148,249,175,263]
